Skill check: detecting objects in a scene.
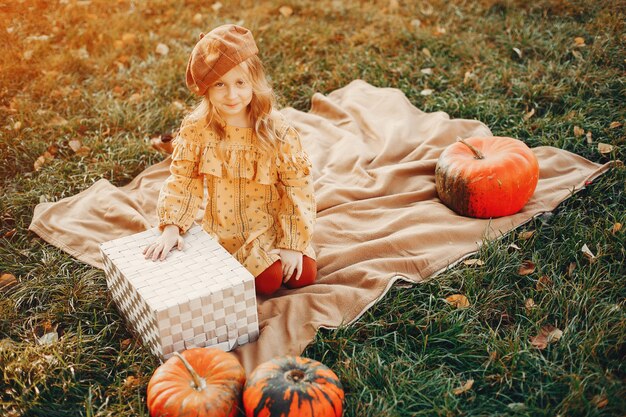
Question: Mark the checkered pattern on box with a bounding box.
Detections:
[100,225,259,359]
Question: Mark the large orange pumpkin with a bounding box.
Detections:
[435,137,539,218]
[146,348,245,417]
[243,356,344,417]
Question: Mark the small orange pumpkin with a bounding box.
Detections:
[435,137,539,218]
[146,348,245,417]
[243,356,344,417]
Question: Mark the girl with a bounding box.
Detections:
[142,24,317,296]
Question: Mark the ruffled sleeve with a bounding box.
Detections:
[156,118,205,234]
[275,125,316,252]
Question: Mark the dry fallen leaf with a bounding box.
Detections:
[34,151,55,171]
[422,47,431,58]
[611,223,622,235]
[536,275,553,291]
[68,139,83,152]
[530,325,563,349]
[115,55,130,69]
[123,375,140,389]
[597,143,614,155]
[445,294,470,308]
[49,115,68,127]
[279,5,293,17]
[33,155,47,171]
[518,260,536,276]
[72,47,90,60]
[420,68,433,75]
[581,244,597,262]
[75,146,91,157]
[155,43,169,56]
[171,100,185,110]
[566,262,576,277]
[508,243,521,252]
[0,273,17,292]
[525,298,536,313]
[464,71,476,84]
[452,379,474,395]
[47,144,60,156]
[38,320,55,334]
[38,331,59,345]
[573,125,585,137]
[586,131,593,144]
[592,394,608,409]
[434,26,446,36]
[112,85,125,96]
[120,338,132,349]
[420,89,434,96]
[573,36,585,46]
[512,47,522,58]
[9,97,20,111]
[523,108,535,121]
[3,228,16,238]
[508,403,527,412]
[609,121,622,129]
[76,124,89,136]
[518,230,535,240]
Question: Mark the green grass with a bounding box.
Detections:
[1,0,624,416]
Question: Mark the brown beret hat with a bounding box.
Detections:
[185,24,259,96]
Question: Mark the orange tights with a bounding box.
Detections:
[254,256,317,296]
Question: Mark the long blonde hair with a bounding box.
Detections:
[186,55,283,156]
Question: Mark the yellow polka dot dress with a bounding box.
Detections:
[157,113,316,278]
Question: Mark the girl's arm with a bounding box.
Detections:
[275,127,316,281]
[144,120,205,261]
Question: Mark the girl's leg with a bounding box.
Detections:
[254,260,282,295]
[284,256,317,289]
[255,256,317,295]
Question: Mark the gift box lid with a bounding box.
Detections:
[100,226,255,313]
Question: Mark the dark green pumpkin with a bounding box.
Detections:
[243,356,344,417]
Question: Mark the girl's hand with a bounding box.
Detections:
[143,225,184,261]
[269,248,303,283]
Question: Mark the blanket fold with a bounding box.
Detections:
[28,80,613,372]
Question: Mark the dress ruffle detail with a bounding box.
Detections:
[171,137,311,184]
[172,138,275,185]
[276,150,312,178]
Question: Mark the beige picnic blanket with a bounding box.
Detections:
[29,80,612,373]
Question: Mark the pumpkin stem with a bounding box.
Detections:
[285,369,306,383]
[457,137,485,160]
[173,352,207,391]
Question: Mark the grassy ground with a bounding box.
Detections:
[0,0,624,416]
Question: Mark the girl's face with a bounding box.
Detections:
[208,65,253,125]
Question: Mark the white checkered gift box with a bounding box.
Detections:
[100,225,259,359]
